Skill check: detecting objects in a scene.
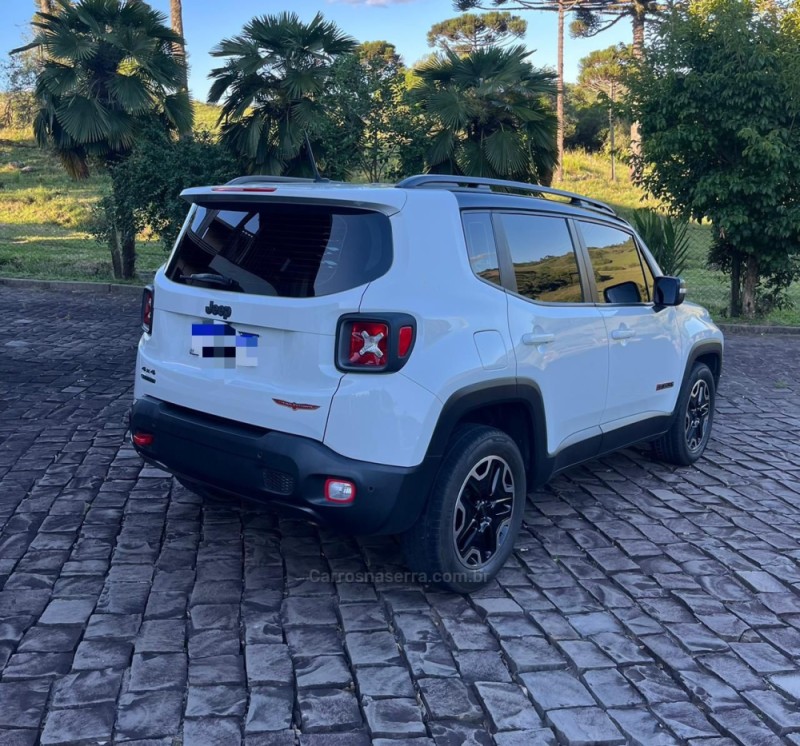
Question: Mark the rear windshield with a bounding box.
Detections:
[167,202,392,298]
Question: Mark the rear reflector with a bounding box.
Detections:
[398,325,414,357]
[325,479,356,504]
[132,432,154,448]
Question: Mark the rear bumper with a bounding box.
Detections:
[129,396,435,535]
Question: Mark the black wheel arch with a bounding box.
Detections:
[425,378,550,488]
[685,340,723,388]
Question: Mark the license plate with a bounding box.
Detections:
[190,322,258,368]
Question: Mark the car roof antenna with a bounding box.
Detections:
[304,132,327,183]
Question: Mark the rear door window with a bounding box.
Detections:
[168,203,392,298]
[496,213,585,303]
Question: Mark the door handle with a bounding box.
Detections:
[522,333,555,346]
[611,328,635,340]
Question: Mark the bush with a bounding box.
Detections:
[632,208,690,277]
[95,128,240,252]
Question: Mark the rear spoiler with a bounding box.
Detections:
[180,185,406,216]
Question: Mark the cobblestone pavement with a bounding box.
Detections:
[1,285,800,746]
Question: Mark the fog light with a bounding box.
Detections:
[133,432,154,448]
[325,479,356,504]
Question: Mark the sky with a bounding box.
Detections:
[2,0,630,99]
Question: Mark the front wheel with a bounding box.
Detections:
[652,362,716,466]
[401,425,526,594]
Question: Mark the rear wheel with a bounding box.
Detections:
[402,425,526,594]
[652,362,715,466]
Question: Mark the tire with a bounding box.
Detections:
[652,362,715,466]
[401,424,526,594]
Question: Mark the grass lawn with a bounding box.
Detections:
[0,120,797,323]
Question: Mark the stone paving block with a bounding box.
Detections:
[185,685,248,719]
[520,670,596,711]
[128,651,187,691]
[38,597,95,625]
[245,643,292,685]
[345,631,402,667]
[298,688,362,732]
[418,676,483,722]
[295,655,352,689]
[582,668,643,708]
[453,650,512,683]
[51,668,123,708]
[709,707,782,745]
[607,707,682,746]
[84,613,142,641]
[135,619,186,652]
[474,681,543,731]
[0,679,51,728]
[740,688,800,735]
[730,641,795,674]
[17,624,82,653]
[354,664,415,698]
[546,707,625,745]
[189,654,246,685]
[115,690,184,740]
[245,686,294,734]
[183,717,242,746]
[428,721,494,745]
[72,639,133,670]
[2,652,72,679]
[362,696,427,738]
[652,701,719,740]
[500,636,566,673]
[40,703,115,745]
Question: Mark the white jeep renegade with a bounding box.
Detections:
[131,174,723,592]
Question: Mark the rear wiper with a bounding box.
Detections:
[180,272,242,291]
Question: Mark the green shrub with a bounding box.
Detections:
[632,208,690,277]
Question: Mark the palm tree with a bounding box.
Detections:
[413,46,557,184]
[170,0,188,93]
[208,12,356,175]
[16,0,192,278]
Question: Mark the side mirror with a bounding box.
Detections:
[603,281,642,304]
[653,275,686,308]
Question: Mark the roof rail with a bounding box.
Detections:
[396,174,616,217]
[226,175,318,185]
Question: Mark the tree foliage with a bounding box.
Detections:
[15,0,192,180]
[208,11,355,175]
[318,43,427,181]
[627,0,800,316]
[413,46,557,183]
[427,12,527,54]
[16,0,192,279]
[93,126,239,252]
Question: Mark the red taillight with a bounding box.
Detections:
[132,432,154,448]
[398,326,414,358]
[349,322,389,367]
[141,286,154,334]
[336,314,416,373]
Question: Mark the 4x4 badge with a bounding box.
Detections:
[273,398,320,411]
[205,301,232,319]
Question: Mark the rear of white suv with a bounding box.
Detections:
[131,182,456,541]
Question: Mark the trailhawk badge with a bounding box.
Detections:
[273,399,320,411]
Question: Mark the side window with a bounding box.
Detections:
[579,221,654,303]
[462,211,502,286]
[497,213,584,303]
